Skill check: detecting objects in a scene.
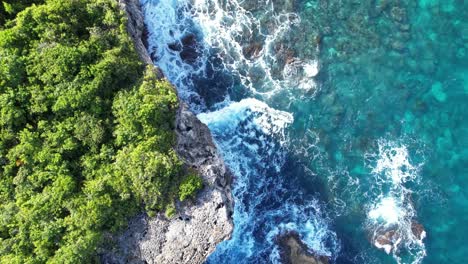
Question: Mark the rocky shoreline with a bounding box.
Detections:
[101,1,234,263]
[104,1,327,263]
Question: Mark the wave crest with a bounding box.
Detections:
[365,140,426,264]
[199,99,339,262]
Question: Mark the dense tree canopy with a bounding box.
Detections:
[0,0,201,262]
[0,0,44,27]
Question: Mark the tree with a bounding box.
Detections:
[0,0,203,262]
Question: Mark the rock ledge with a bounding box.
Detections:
[277,232,330,264]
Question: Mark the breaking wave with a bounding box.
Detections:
[198,99,339,262]
[141,0,318,112]
[365,140,426,264]
[141,0,336,262]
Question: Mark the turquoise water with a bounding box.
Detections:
[141,0,467,263]
[296,1,468,263]
[293,1,468,263]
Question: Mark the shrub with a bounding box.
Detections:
[179,172,204,202]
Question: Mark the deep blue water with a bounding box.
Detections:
[141,0,468,263]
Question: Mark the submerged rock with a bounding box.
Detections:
[277,232,330,264]
[391,41,406,52]
[371,220,426,254]
[169,33,201,64]
[242,42,263,59]
[431,82,448,102]
[390,6,407,23]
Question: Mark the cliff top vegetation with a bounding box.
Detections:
[0,0,201,262]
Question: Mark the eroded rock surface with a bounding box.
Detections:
[118,0,152,65]
[372,221,426,255]
[101,90,234,263]
[277,232,330,264]
[101,103,234,264]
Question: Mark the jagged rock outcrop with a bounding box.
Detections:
[118,0,152,65]
[371,221,426,255]
[102,1,234,263]
[277,232,330,264]
[101,103,234,264]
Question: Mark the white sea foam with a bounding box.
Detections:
[368,196,405,226]
[365,140,426,264]
[283,59,319,92]
[198,98,293,139]
[304,61,320,78]
[198,99,339,262]
[372,143,419,185]
[141,0,335,261]
[141,0,317,113]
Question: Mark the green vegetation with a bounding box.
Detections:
[0,0,203,263]
[179,172,203,202]
[0,1,44,27]
[164,203,176,218]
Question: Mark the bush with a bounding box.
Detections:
[165,203,176,218]
[179,172,204,202]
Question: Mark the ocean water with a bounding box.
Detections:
[140,0,468,263]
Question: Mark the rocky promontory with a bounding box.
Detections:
[276,232,330,264]
[101,1,234,263]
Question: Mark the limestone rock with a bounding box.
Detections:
[101,104,234,264]
[277,232,330,264]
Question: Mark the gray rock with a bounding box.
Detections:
[101,103,234,264]
[371,221,426,255]
[101,2,234,263]
[118,0,152,65]
[277,232,330,264]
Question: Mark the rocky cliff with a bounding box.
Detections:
[101,1,234,263]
